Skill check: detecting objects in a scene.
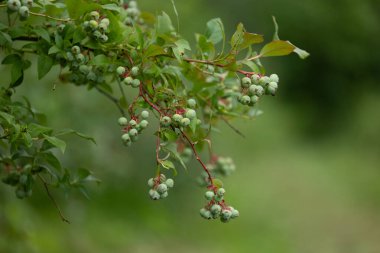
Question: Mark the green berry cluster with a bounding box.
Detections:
[7,0,33,20]
[118,110,150,146]
[160,101,200,129]
[238,73,280,106]
[83,11,110,42]
[147,174,174,200]
[200,188,239,222]
[116,66,141,88]
[122,0,141,26]
[211,156,236,176]
[1,164,34,199]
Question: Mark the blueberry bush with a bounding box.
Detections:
[0,0,308,223]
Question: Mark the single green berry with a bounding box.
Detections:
[71,46,81,55]
[18,5,29,18]
[200,208,212,219]
[139,120,148,129]
[86,72,97,82]
[89,20,99,29]
[267,82,278,96]
[159,174,167,182]
[205,191,215,200]
[217,188,225,196]
[75,53,85,63]
[131,79,140,88]
[231,208,240,218]
[222,209,232,219]
[250,95,259,104]
[160,191,169,198]
[259,76,270,86]
[19,174,28,185]
[100,18,110,26]
[118,117,128,126]
[187,98,196,108]
[123,76,133,85]
[90,11,100,20]
[249,85,265,97]
[116,66,126,76]
[165,178,174,188]
[22,0,33,7]
[79,65,90,74]
[157,183,168,194]
[129,0,137,8]
[210,204,222,214]
[131,66,139,76]
[147,178,155,187]
[251,74,260,84]
[129,128,138,137]
[129,119,137,127]
[172,113,183,123]
[269,74,279,83]
[160,116,172,127]
[121,133,131,142]
[241,77,252,88]
[181,117,190,127]
[15,187,26,199]
[149,189,160,200]
[141,110,149,119]
[185,109,197,119]
[99,34,108,43]
[66,52,74,61]
[93,30,102,39]
[240,95,251,105]
[7,0,21,12]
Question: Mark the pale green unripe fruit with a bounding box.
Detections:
[200,208,212,219]
[240,95,251,105]
[160,116,171,126]
[217,188,225,196]
[71,46,81,55]
[241,77,252,88]
[187,98,196,108]
[231,209,240,218]
[160,191,168,198]
[100,18,110,26]
[269,73,279,83]
[205,191,215,200]
[86,72,97,81]
[66,52,74,61]
[129,0,137,8]
[157,183,168,194]
[141,110,149,119]
[172,114,183,123]
[181,117,190,127]
[165,178,174,188]
[79,65,90,74]
[16,187,26,199]
[147,178,155,187]
[129,119,137,127]
[249,85,264,97]
[250,95,259,104]
[118,117,128,126]
[116,66,126,76]
[185,109,196,119]
[89,20,99,29]
[259,76,270,85]
[267,82,278,96]
[22,0,33,7]
[139,120,148,129]
[123,76,133,85]
[211,204,222,214]
[99,34,108,42]
[131,66,139,76]
[19,174,28,185]
[131,79,140,88]
[76,53,85,63]
[129,128,138,137]
[93,30,102,39]
[214,194,223,202]
[90,11,100,20]
[251,74,260,84]
[7,0,21,11]
[121,133,130,142]
[19,5,29,18]
[222,209,232,219]
[159,174,167,182]
[149,189,160,200]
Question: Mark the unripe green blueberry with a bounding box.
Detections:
[19,174,28,185]
[241,77,252,88]
[131,66,139,76]
[251,74,260,84]
[147,178,155,187]
[222,209,232,219]
[220,216,230,223]
[185,109,197,119]
[160,191,168,198]
[159,174,167,182]
[7,0,21,11]
[71,45,81,55]
[141,110,149,119]
[131,79,140,88]
[139,120,148,129]
[249,85,265,97]
[165,178,174,188]
[76,53,85,63]
[99,34,108,43]
[66,52,74,61]
[267,82,278,96]
[129,119,137,127]
[187,98,196,108]
[129,128,138,137]
[205,191,215,200]
[18,5,29,18]
[100,18,110,26]
[157,183,168,194]
[116,66,126,76]
[250,95,259,104]
[90,11,100,20]
[118,117,128,126]
[181,117,190,127]
[172,113,183,123]
[123,76,133,85]
[129,0,137,8]
[86,72,97,82]
[149,189,160,200]
[79,65,90,74]
[210,204,222,214]
[259,76,270,86]
[93,30,102,39]
[22,0,33,7]
[89,20,99,29]
[200,208,212,219]
[121,133,131,142]
[15,187,26,199]
[269,73,279,83]
[160,116,172,127]
[239,95,251,105]
[83,21,90,29]
[231,208,240,218]
[217,188,225,196]
[124,17,133,25]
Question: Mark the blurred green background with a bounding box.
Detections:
[1,0,380,252]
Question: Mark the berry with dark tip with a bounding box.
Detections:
[118,117,128,126]
[131,66,139,76]
[160,116,172,126]
[116,66,126,76]
[241,77,252,88]
[205,191,215,200]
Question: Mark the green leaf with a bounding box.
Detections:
[101,3,121,12]
[0,31,12,47]
[143,44,166,59]
[260,40,296,57]
[33,27,51,43]
[213,178,224,188]
[65,0,101,19]
[230,23,263,51]
[89,54,111,66]
[205,18,224,44]
[161,143,188,171]
[55,129,96,144]
[43,134,66,154]
[293,46,310,59]
[272,16,280,41]
[173,39,191,61]
[0,112,15,124]
[48,45,61,55]
[37,55,54,79]
[28,123,53,137]
[38,152,62,172]
[156,12,175,35]
[160,160,177,175]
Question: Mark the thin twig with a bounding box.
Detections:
[29,11,73,22]
[221,116,245,138]
[94,86,126,116]
[38,175,70,224]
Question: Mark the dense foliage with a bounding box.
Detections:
[0,0,308,223]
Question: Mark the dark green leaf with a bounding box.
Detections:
[37,55,54,80]
[33,27,51,43]
[43,134,66,154]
